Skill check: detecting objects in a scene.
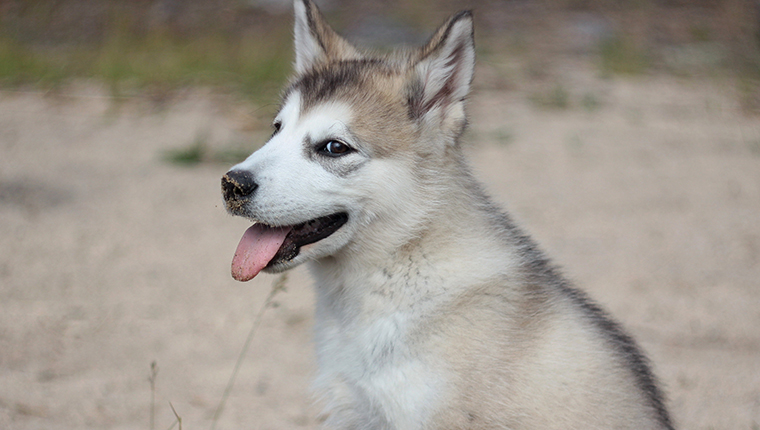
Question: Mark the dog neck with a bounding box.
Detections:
[307,160,519,322]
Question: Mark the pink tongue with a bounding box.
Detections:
[231,224,291,282]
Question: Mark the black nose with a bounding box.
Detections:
[222,170,258,202]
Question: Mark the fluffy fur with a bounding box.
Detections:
[221,1,674,428]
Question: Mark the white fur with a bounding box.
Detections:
[293,0,323,74]
[416,18,474,106]
[222,2,672,428]
[231,90,469,427]
[414,15,474,136]
[235,93,352,225]
[232,94,364,265]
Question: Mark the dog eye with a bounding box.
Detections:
[272,121,282,135]
[318,140,352,157]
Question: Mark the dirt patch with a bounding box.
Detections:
[0,72,758,429]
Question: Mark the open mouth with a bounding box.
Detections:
[270,212,349,264]
[231,212,348,282]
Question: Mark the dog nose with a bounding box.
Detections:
[222,170,258,202]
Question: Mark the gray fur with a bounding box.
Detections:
[222,1,675,428]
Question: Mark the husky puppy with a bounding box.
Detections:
[221,1,674,428]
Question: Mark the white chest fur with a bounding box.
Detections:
[311,275,446,430]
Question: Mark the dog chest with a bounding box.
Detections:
[314,306,445,428]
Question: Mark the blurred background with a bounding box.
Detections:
[1,0,759,429]
[2,0,760,110]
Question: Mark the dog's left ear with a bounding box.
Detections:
[408,11,474,131]
[293,0,361,74]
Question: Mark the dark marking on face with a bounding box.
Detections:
[405,77,425,121]
[301,0,328,55]
[302,134,316,162]
[301,133,368,178]
[279,54,419,162]
[289,58,393,113]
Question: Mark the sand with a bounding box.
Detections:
[1,70,759,429]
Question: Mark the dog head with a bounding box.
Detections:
[222,0,475,281]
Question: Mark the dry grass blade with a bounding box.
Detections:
[169,402,182,430]
[209,273,289,430]
[149,361,158,430]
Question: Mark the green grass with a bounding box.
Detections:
[581,92,602,112]
[162,130,260,167]
[599,35,649,76]
[491,128,515,146]
[529,84,570,110]
[0,38,73,86]
[163,137,209,166]
[0,24,293,103]
[747,139,760,156]
[735,53,760,114]
[95,29,291,101]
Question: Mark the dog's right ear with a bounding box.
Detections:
[293,0,360,74]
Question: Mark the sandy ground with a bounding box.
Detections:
[1,67,759,430]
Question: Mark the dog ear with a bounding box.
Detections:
[407,11,474,127]
[293,0,360,74]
